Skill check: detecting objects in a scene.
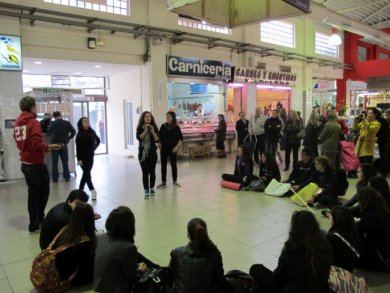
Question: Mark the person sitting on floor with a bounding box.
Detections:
[342,164,377,217]
[283,147,315,196]
[326,206,361,273]
[356,187,390,272]
[250,210,332,293]
[167,217,234,293]
[259,152,281,187]
[49,203,97,289]
[369,176,390,208]
[94,206,159,293]
[302,156,337,209]
[222,145,254,189]
[40,189,101,250]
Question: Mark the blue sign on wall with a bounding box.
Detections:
[0,35,22,71]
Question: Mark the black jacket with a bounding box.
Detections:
[265,117,283,142]
[159,123,183,152]
[284,119,302,145]
[287,160,315,186]
[136,125,159,157]
[40,202,72,249]
[260,163,281,186]
[235,119,249,145]
[326,232,359,272]
[273,247,331,293]
[301,167,336,198]
[303,122,320,153]
[168,244,233,293]
[215,120,227,141]
[48,119,76,144]
[377,117,389,147]
[76,128,100,161]
[234,156,254,180]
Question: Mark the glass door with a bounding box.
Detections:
[73,101,107,154]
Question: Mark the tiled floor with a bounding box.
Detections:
[0,154,390,292]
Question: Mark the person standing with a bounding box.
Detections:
[215,114,227,158]
[249,107,267,164]
[353,107,381,164]
[264,109,283,159]
[47,111,76,182]
[157,111,183,188]
[376,111,389,177]
[40,112,52,134]
[76,117,100,200]
[319,112,341,167]
[303,112,320,157]
[284,110,302,171]
[235,111,249,146]
[13,96,62,233]
[136,111,159,199]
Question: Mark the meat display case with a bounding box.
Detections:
[178,116,236,158]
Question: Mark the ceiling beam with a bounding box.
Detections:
[361,2,390,22]
[337,0,389,13]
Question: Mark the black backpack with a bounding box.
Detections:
[334,168,349,196]
[225,270,254,293]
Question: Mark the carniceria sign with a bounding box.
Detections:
[167,55,232,80]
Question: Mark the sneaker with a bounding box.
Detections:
[91,189,97,200]
[156,183,166,188]
[150,188,155,196]
[144,190,149,199]
[173,182,181,187]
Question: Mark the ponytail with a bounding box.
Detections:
[187,218,217,252]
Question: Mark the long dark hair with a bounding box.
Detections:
[261,152,278,171]
[369,176,390,206]
[357,186,390,218]
[238,145,252,162]
[357,164,377,189]
[166,111,177,127]
[137,111,156,128]
[285,211,332,284]
[329,206,360,250]
[56,203,96,247]
[77,117,89,131]
[106,206,135,243]
[187,218,217,252]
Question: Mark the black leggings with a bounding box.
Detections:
[79,158,95,191]
[160,150,178,183]
[249,264,279,293]
[139,152,157,190]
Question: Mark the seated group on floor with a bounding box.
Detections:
[31,174,390,293]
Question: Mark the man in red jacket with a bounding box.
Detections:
[13,96,62,233]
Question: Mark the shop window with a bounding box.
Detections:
[260,20,295,48]
[124,100,133,148]
[315,32,339,58]
[379,52,389,60]
[358,46,367,62]
[43,0,128,15]
[178,17,231,35]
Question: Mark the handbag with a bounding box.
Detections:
[249,179,265,192]
[134,267,167,293]
[328,266,368,293]
[30,231,90,293]
[296,128,305,140]
[225,270,254,293]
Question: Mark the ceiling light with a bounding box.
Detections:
[75,72,82,75]
[34,61,42,65]
[94,65,101,68]
[201,20,206,25]
[23,70,29,73]
[329,28,342,46]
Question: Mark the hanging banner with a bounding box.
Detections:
[167,55,232,80]
[232,67,297,87]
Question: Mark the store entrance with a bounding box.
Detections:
[73,101,107,154]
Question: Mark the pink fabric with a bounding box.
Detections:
[340,140,360,171]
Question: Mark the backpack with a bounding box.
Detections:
[328,266,368,293]
[225,270,254,293]
[334,167,349,196]
[249,179,265,192]
[30,233,90,293]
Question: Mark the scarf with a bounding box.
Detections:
[141,124,151,162]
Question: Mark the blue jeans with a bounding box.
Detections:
[51,145,70,181]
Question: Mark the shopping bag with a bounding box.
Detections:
[290,183,319,207]
[265,179,291,197]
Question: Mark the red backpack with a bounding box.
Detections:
[30,233,90,293]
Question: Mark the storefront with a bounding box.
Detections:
[166,55,236,157]
[231,67,297,116]
[312,79,337,110]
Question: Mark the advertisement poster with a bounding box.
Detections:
[0,35,22,71]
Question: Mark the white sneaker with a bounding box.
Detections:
[91,189,97,200]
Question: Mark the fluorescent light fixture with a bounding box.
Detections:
[94,65,101,68]
[256,85,291,90]
[75,72,82,75]
[202,20,206,24]
[329,28,342,46]
[227,83,244,88]
[34,61,42,65]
